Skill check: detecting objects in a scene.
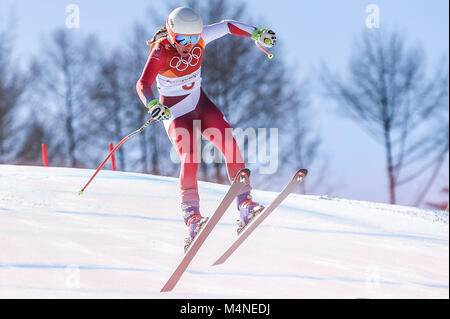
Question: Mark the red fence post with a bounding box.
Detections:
[41,144,48,167]
[109,143,116,171]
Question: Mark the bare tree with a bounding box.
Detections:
[88,51,129,171]
[15,123,46,165]
[290,89,323,194]
[0,27,23,163]
[322,31,449,205]
[29,29,100,168]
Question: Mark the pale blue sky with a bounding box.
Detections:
[0,0,448,206]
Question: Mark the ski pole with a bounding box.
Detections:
[78,117,154,195]
[255,41,274,59]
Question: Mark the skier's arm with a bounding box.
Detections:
[136,42,165,107]
[202,20,276,48]
[202,20,255,44]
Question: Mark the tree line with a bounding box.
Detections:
[0,0,448,208]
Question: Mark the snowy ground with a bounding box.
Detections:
[0,164,448,298]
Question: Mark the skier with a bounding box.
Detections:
[136,7,277,250]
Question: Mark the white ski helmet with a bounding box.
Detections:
[166,7,203,39]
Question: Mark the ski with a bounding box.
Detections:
[160,168,250,292]
[212,169,308,266]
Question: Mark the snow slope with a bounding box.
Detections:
[0,164,448,298]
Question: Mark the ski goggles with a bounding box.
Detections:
[173,34,201,46]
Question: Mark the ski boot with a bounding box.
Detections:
[183,209,209,253]
[236,192,264,235]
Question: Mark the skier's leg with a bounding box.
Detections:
[166,116,209,249]
[166,115,202,223]
[197,89,251,194]
[197,89,264,232]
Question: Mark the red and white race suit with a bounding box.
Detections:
[136,20,255,209]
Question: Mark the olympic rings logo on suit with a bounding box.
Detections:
[169,47,202,71]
